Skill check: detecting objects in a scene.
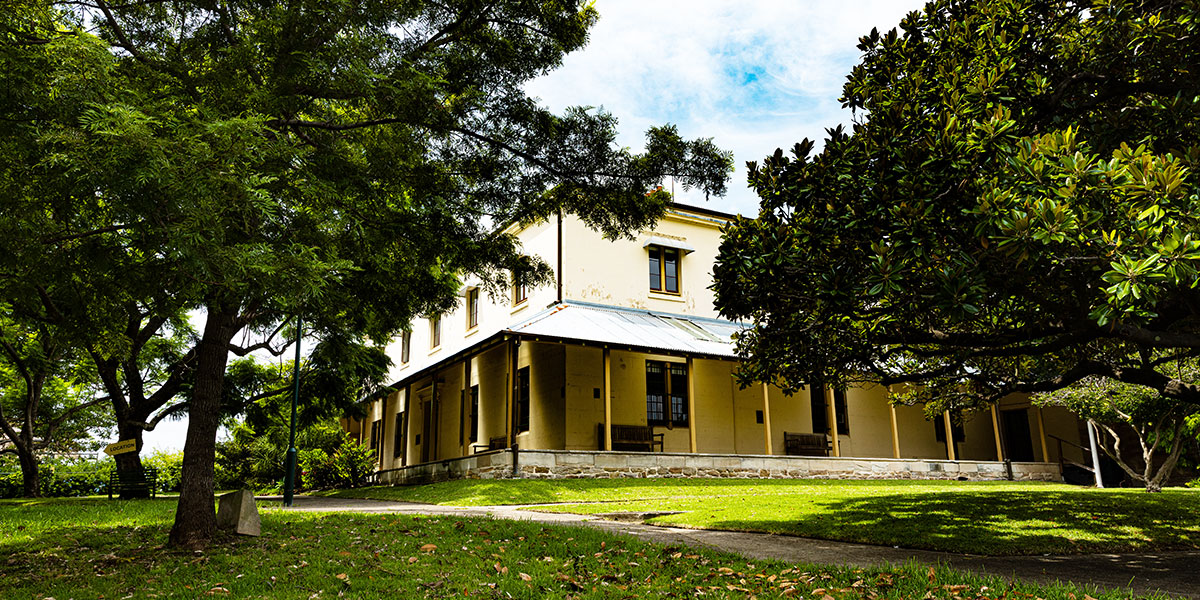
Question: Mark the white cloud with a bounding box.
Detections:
[526,0,926,215]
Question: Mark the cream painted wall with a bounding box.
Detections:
[380,204,734,386]
[562,207,727,319]
[382,218,561,385]
[473,344,509,450]
[762,385,814,453]
[513,342,567,451]
[564,345,606,450]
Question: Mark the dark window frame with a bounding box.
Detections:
[810,384,849,435]
[469,385,480,443]
[400,331,411,364]
[466,288,479,329]
[648,245,681,294]
[934,415,966,443]
[369,419,381,456]
[515,367,531,433]
[646,360,688,427]
[429,316,441,349]
[512,274,527,305]
[393,412,404,458]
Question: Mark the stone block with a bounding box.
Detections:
[519,452,554,468]
[595,453,628,468]
[657,455,687,468]
[217,489,261,537]
[626,454,658,468]
[556,453,595,466]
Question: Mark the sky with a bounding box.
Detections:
[137,1,926,454]
[525,0,927,216]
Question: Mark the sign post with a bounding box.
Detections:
[104,439,138,456]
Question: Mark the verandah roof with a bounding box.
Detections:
[373,302,747,400]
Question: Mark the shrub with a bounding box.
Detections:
[0,455,114,498]
[143,450,183,493]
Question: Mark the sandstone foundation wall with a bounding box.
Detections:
[374,449,1061,486]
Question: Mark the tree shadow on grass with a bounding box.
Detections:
[689,489,1200,556]
[354,476,795,505]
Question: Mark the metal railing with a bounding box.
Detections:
[1047,433,1094,474]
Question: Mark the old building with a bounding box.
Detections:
[344,203,1083,483]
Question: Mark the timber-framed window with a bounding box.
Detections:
[935,415,966,443]
[810,384,849,435]
[466,287,480,330]
[646,360,688,426]
[429,316,441,349]
[468,385,480,443]
[515,367,530,433]
[393,413,404,458]
[512,273,527,306]
[648,245,680,294]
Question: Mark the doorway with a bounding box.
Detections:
[1001,409,1035,462]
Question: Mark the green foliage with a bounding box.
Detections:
[216,419,372,492]
[0,455,114,499]
[714,0,1200,410]
[2,1,731,542]
[298,438,375,491]
[142,450,184,494]
[1035,367,1200,490]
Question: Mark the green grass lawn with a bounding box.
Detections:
[322,479,1200,556]
[0,497,1179,599]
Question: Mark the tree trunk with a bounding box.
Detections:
[17,447,40,498]
[113,425,147,499]
[167,304,239,549]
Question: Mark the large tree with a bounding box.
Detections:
[714,0,1200,412]
[0,315,112,497]
[1035,371,1199,492]
[4,1,731,548]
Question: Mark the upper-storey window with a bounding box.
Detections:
[649,245,680,294]
[466,287,479,330]
[429,316,441,349]
[512,275,527,306]
[400,330,411,364]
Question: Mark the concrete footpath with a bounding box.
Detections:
[268,496,1199,599]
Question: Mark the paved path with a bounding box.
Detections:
[266,496,1199,599]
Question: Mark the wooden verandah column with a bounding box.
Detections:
[887,386,900,459]
[761,382,772,455]
[943,410,956,460]
[990,404,1004,462]
[826,387,840,457]
[603,348,612,451]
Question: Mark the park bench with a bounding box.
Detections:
[108,467,158,499]
[470,435,509,454]
[597,423,664,452]
[783,432,830,457]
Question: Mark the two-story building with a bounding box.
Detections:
[343,203,1083,483]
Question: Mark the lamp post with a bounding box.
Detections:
[283,316,302,506]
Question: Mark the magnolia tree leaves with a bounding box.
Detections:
[714,0,1200,410]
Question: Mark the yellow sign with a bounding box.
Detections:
[104,439,138,456]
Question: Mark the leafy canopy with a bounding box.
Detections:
[3,1,731,546]
[714,0,1200,410]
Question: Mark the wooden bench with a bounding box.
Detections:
[783,432,830,457]
[597,424,664,452]
[108,467,158,499]
[470,435,509,454]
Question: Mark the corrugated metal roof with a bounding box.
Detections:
[506,301,745,358]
